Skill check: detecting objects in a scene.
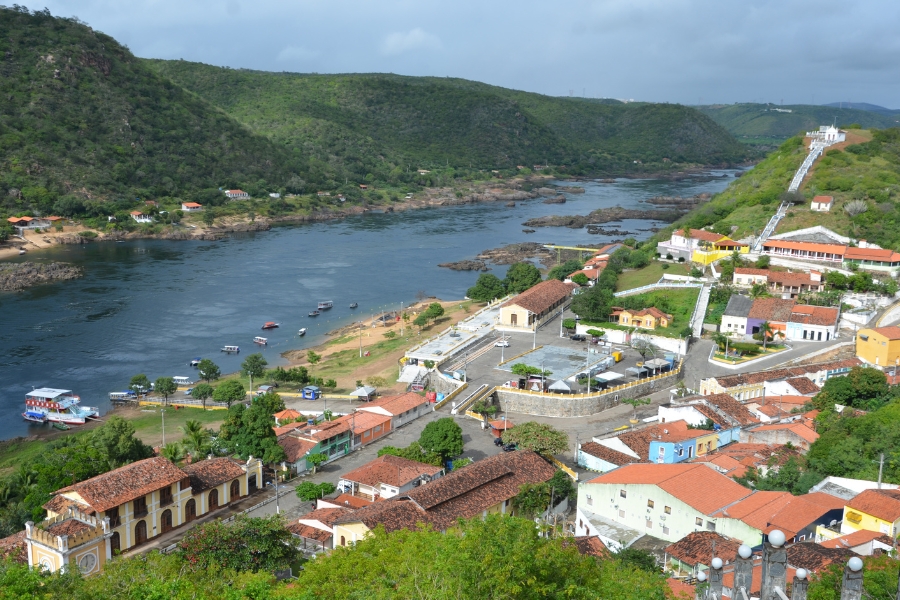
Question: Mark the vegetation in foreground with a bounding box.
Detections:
[0,514,670,600]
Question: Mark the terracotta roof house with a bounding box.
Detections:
[577,463,754,543]
[565,536,612,559]
[287,507,354,551]
[743,422,819,450]
[787,542,857,573]
[0,531,27,564]
[699,358,861,400]
[841,488,900,537]
[356,392,430,429]
[786,305,840,342]
[33,457,262,573]
[332,450,555,545]
[746,298,796,339]
[783,378,821,396]
[340,455,443,500]
[610,306,673,330]
[498,279,576,332]
[578,440,646,472]
[767,271,825,298]
[733,268,771,286]
[818,530,894,556]
[590,420,725,468]
[181,202,203,212]
[273,409,302,425]
[665,531,742,574]
[811,196,833,212]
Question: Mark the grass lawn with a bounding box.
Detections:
[125,405,227,448]
[712,345,788,365]
[583,287,699,339]
[616,261,691,291]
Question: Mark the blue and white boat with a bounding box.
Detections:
[25,388,100,425]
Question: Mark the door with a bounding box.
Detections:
[134,520,148,546]
[209,488,219,511]
[110,531,120,554]
[161,509,173,534]
[230,480,240,502]
[185,499,196,523]
[249,475,258,493]
[510,313,517,326]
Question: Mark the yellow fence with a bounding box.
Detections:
[433,381,469,410]
[138,399,229,410]
[545,454,579,482]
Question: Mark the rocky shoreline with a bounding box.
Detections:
[0,261,83,291]
[522,206,686,229]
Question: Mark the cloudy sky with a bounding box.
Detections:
[18,0,900,107]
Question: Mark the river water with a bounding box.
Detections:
[0,173,740,440]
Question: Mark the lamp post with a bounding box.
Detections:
[161,407,166,446]
[533,319,537,350]
[268,475,280,514]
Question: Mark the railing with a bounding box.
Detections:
[544,454,579,481]
[433,381,468,410]
[452,384,494,415]
[496,363,681,400]
[613,282,702,298]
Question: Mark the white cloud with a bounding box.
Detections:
[380,27,441,56]
[277,45,319,62]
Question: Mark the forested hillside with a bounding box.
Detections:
[147,61,752,184]
[699,102,900,147]
[0,7,302,217]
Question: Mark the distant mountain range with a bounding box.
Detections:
[823,102,900,116]
[697,103,900,147]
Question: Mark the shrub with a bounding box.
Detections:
[678,257,686,263]
[78,230,98,239]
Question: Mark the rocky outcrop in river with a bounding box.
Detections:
[542,195,566,204]
[522,206,684,229]
[437,260,490,271]
[0,262,82,291]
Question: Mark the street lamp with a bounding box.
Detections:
[161,407,166,446]
[267,475,280,514]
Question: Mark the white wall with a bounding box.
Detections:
[659,405,707,427]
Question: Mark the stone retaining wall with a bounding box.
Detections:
[496,370,682,418]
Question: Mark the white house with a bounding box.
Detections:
[355,392,430,430]
[181,202,203,212]
[129,211,153,224]
[224,189,249,200]
[811,196,834,212]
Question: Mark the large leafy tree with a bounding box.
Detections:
[154,376,177,406]
[128,373,151,395]
[212,380,246,407]
[813,366,890,411]
[466,273,506,302]
[196,359,221,384]
[418,418,464,461]
[178,515,298,573]
[190,382,214,410]
[503,262,542,294]
[546,259,584,281]
[503,422,569,456]
[218,403,286,463]
[240,353,268,380]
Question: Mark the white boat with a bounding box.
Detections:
[109,391,137,401]
[173,376,194,387]
[253,336,268,345]
[318,300,333,310]
[25,388,100,425]
[298,328,307,336]
[221,345,240,353]
[190,357,202,367]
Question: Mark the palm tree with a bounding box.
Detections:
[180,420,211,456]
[760,321,774,351]
[161,442,186,464]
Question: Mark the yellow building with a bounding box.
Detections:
[840,488,900,538]
[32,456,263,572]
[498,279,575,332]
[610,306,673,330]
[25,508,111,576]
[856,326,900,368]
[332,450,556,546]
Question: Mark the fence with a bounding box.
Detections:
[452,385,495,415]
[544,454,579,481]
[433,381,469,410]
[613,282,702,298]
[138,398,229,410]
[497,362,681,400]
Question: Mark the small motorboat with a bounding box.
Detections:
[261,322,280,330]
[349,303,358,309]
[221,345,240,353]
[23,410,47,423]
[309,310,320,317]
[52,422,70,431]
[18,249,26,255]
[190,357,202,367]
[318,301,333,310]
[253,336,268,345]
[298,328,307,336]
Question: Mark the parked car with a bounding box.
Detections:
[495,339,510,347]
[493,437,504,447]
[502,443,517,452]
[570,334,587,342]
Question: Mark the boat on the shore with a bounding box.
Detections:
[221,345,240,353]
[298,328,307,336]
[22,410,47,423]
[318,301,333,310]
[253,336,268,345]
[308,310,320,317]
[349,303,358,309]
[53,422,70,431]
[262,322,280,330]
[109,391,137,402]
[25,388,100,425]
[190,357,202,367]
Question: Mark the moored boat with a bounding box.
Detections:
[298,328,307,336]
[23,410,47,423]
[262,322,280,330]
[53,422,70,431]
[221,345,240,353]
[25,388,99,425]
[349,302,358,309]
[254,336,268,345]
[109,391,137,402]
[308,310,320,317]
[318,301,333,310]
[190,357,202,367]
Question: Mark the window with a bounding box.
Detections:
[586,495,593,506]
[695,517,703,527]
[662,526,670,535]
[619,489,627,498]
[618,510,625,519]
[647,499,654,509]
[664,506,671,515]
[159,485,173,507]
[374,425,381,433]
[706,521,716,531]
[105,507,121,528]
[133,496,148,518]
[646,519,652,528]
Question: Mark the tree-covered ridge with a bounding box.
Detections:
[0,6,302,215]
[145,60,752,182]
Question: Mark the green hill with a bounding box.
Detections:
[668,128,900,251]
[0,7,303,216]
[698,103,900,147]
[145,61,752,183]
[0,6,750,221]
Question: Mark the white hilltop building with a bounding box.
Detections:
[807,125,846,144]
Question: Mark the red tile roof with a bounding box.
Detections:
[844,247,900,263]
[867,326,900,340]
[787,542,857,572]
[587,463,752,514]
[502,279,576,315]
[674,229,726,243]
[579,441,645,467]
[614,421,713,460]
[274,421,307,437]
[46,518,93,536]
[360,392,427,416]
[790,305,839,326]
[709,359,861,389]
[54,457,187,513]
[847,489,900,522]
[180,458,246,493]
[735,268,771,277]
[0,531,26,564]
[813,196,834,205]
[784,378,821,396]
[667,578,696,600]
[762,239,847,255]
[703,393,760,426]
[749,422,819,444]
[274,409,302,421]
[819,530,894,550]
[331,493,377,509]
[567,536,612,559]
[748,298,796,322]
[182,202,202,208]
[343,411,392,435]
[278,434,318,463]
[665,531,743,566]
[341,455,442,488]
[288,507,355,542]
[768,272,818,286]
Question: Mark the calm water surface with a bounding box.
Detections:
[0,173,740,439]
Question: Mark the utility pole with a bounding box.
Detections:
[161,408,166,446]
[879,453,885,489]
[359,321,363,358]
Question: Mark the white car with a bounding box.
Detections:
[495,340,510,347]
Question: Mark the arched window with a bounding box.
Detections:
[230,480,240,502]
[209,488,219,510]
[161,509,173,534]
[185,498,196,523]
[340,535,346,547]
[134,520,148,546]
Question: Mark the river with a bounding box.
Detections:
[0,172,741,440]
